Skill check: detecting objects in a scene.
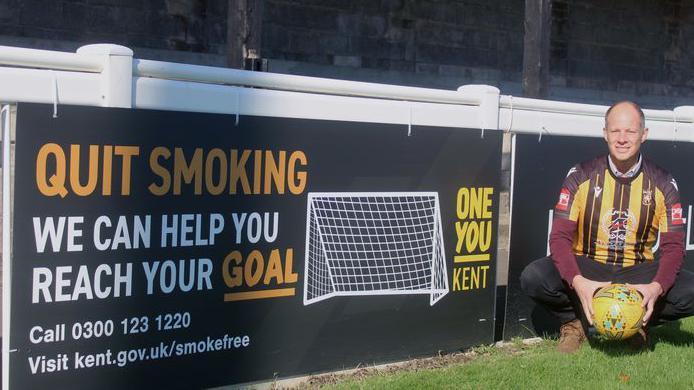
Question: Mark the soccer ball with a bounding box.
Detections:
[592,284,645,340]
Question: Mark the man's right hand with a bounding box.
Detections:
[572,275,611,325]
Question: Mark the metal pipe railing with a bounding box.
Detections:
[0,44,693,126]
[133,58,483,105]
[0,45,103,73]
[499,95,690,123]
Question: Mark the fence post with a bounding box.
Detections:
[76,44,133,108]
[457,84,500,131]
[458,84,512,341]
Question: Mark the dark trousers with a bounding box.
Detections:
[520,256,694,326]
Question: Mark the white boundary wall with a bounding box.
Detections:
[1,43,694,389]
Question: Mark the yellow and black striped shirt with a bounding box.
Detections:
[554,155,684,267]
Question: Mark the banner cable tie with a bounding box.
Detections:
[539,126,549,143]
[235,90,240,126]
[673,110,678,143]
[480,103,485,138]
[50,71,58,118]
[408,102,412,136]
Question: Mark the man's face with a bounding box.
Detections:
[603,105,648,165]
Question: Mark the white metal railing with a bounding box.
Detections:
[132,58,482,105]
[0,45,103,72]
[499,95,694,124]
[0,43,693,136]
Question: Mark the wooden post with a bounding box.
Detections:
[227,0,264,70]
[522,0,552,98]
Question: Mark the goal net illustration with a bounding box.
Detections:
[303,192,448,306]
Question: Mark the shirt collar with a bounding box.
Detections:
[608,154,642,178]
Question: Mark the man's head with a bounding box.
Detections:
[603,101,648,170]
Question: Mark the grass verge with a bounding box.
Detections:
[306,317,694,389]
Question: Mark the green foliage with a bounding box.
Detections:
[326,317,694,389]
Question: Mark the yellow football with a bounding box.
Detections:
[592,284,645,340]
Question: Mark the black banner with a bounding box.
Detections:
[9,103,502,388]
[506,134,694,338]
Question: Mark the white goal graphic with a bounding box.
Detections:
[303,192,448,306]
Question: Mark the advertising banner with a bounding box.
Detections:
[505,134,694,338]
[8,103,502,388]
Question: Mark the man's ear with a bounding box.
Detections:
[641,127,649,143]
[603,127,608,143]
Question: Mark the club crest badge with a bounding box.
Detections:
[642,189,652,206]
[598,208,636,250]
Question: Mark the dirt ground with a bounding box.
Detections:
[280,339,539,389]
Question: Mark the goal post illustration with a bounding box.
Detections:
[303,192,449,306]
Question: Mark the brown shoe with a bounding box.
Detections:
[627,327,650,351]
[557,319,586,354]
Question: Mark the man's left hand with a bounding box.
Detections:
[626,282,663,325]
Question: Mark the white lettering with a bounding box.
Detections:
[32,217,66,253]
[32,264,132,303]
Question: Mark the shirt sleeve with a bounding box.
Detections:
[550,218,580,284]
[553,164,586,223]
[653,175,686,293]
[549,164,586,285]
[657,175,685,234]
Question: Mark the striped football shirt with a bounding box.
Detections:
[554,155,685,267]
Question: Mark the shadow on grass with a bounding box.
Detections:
[587,337,643,357]
[650,320,694,347]
[588,320,694,356]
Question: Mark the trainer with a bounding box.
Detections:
[520,101,694,353]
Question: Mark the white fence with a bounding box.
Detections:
[1,44,692,141]
[1,43,693,389]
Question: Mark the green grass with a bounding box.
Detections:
[326,317,694,389]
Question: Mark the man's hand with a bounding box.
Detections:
[572,275,611,325]
[626,282,663,325]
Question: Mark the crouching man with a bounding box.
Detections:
[520,101,694,353]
